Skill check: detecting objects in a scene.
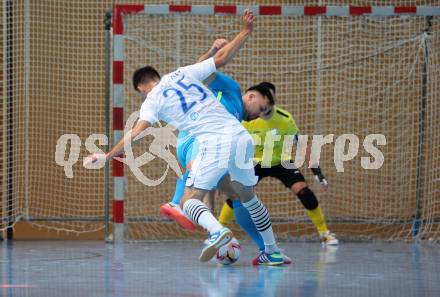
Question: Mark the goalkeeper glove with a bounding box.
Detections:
[310,166,328,190]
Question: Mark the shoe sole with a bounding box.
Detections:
[257,253,284,266]
[160,205,196,232]
[321,240,339,246]
[199,230,232,262]
[252,258,291,265]
[258,259,284,266]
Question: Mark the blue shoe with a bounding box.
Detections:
[256,251,284,266]
[199,227,232,262]
[252,250,292,265]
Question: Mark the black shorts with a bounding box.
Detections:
[254,163,305,189]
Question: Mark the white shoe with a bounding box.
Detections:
[199,227,232,262]
[203,233,210,245]
[320,231,339,246]
[280,252,292,265]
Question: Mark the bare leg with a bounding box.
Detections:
[202,190,217,212]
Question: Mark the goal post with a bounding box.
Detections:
[110,4,440,243]
[2,3,438,242]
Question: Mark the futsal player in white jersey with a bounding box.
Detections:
[85,10,284,265]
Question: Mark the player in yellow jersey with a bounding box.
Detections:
[218,82,338,245]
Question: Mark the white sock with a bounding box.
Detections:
[265,243,280,254]
[242,196,279,253]
[183,199,222,233]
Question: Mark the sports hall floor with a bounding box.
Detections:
[1,240,439,297]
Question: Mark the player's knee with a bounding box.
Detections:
[218,176,239,199]
[291,181,307,194]
[231,182,254,202]
[296,187,319,210]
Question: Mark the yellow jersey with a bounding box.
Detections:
[243,106,299,167]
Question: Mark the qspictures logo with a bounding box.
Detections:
[55,111,386,186]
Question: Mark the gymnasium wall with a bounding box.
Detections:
[0,0,439,240]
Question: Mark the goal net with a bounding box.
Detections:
[1,1,112,237]
[116,5,440,242]
[1,2,439,243]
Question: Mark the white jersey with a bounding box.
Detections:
[139,58,245,140]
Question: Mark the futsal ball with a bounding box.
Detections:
[215,237,241,265]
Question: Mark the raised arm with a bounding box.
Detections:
[213,9,254,68]
[197,39,228,84]
[197,39,228,63]
[179,9,253,83]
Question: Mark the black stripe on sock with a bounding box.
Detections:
[253,216,270,227]
[254,220,271,230]
[246,200,272,232]
[245,200,259,209]
[244,198,273,232]
[184,200,209,223]
[193,205,209,223]
[249,206,267,218]
[255,218,271,231]
[258,222,272,232]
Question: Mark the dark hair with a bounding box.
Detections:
[258,81,276,94]
[132,66,161,91]
[246,84,275,105]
